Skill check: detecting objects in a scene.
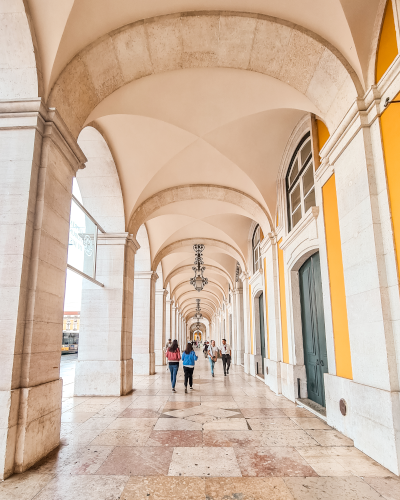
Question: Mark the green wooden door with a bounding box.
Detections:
[299,252,328,407]
[259,293,266,374]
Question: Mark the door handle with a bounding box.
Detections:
[320,360,324,366]
[316,360,320,365]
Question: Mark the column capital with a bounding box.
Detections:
[163,289,169,297]
[98,233,140,253]
[135,271,158,280]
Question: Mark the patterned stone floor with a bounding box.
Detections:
[1,352,399,500]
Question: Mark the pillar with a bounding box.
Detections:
[165,297,171,342]
[241,272,251,373]
[132,271,158,374]
[154,289,164,366]
[75,233,138,395]
[0,101,85,478]
[171,302,176,341]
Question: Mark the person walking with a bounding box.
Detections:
[220,338,231,376]
[182,342,198,393]
[208,340,219,377]
[166,339,181,392]
[203,341,209,358]
[164,338,172,371]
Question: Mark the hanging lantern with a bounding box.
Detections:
[190,244,208,292]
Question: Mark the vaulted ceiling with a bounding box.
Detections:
[26,0,382,321]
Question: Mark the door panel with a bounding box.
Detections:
[299,252,328,407]
[259,293,266,374]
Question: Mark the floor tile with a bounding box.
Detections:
[234,446,318,477]
[61,412,97,423]
[162,402,201,411]
[283,476,385,499]
[257,430,319,447]
[90,429,152,446]
[86,397,119,404]
[107,418,157,430]
[281,408,316,418]
[168,447,242,477]
[302,457,353,476]
[203,430,260,447]
[335,457,396,477]
[247,418,300,430]
[295,446,366,459]
[61,446,114,475]
[119,408,161,418]
[62,428,102,447]
[292,417,331,430]
[241,408,287,418]
[154,418,202,431]
[203,418,249,431]
[34,474,129,500]
[66,404,109,413]
[364,477,400,499]
[168,395,202,401]
[146,430,203,447]
[79,417,115,430]
[0,472,54,500]
[120,477,206,500]
[92,407,126,418]
[306,430,354,447]
[205,477,294,500]
[96,446,173,476]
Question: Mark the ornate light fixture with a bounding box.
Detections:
[190,244,208,292]
[193,299,203,320]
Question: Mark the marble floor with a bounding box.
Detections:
[1,352,399,500]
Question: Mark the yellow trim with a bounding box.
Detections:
[381,90,400,283]
[263,257,270,359]
[317,119,330,152]
[249,283,254,355]
[322,175,353,379]
[376,0,398,82]
[278,239,289,364]
[260,227,264,241]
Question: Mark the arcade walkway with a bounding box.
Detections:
[0,353,397,500]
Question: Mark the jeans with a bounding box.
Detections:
[169,363,179,388]
[221,354,231,374]
[208,357,215,375]
[184,366,194,387]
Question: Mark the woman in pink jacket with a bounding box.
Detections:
[166,339,181,392]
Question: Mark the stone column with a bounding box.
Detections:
[75,234,138,395]
[171,302,176,341]
[165,298,171,342]
[154,289,164,366]
[0,101,85,479]
[241,272,251,373]
[233,289,244,365]
[132,271,158,375]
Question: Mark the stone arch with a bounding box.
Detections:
[135,224,151,272]
[0,0,43,99]
[152,237,247,272]
[164,264,234,288]
[129,185,272,240]
[77,126,125,232]
[47,11,362,138]
[178,290,221,309]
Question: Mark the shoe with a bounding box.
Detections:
[172,388,176,392]
[185,387,188,393]
[227,370,229,374]
[212,373,214,377]
[224,373,226,376]
[190,387,194,390]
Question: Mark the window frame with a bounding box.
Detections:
[252,224,261,273]
[286,132,315,232]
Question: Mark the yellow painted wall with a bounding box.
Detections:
[278,239,289,363]
[317,120,330,152]
[322,175,353,379]
[381,90,400,283]
[249,284,254,355]
[263,257,270,359]
[376,0,398,82]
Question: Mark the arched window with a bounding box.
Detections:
[252,225,261,273]
[286,133,315,231]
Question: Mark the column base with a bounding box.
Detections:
[155,349,165,366]
[74,359,133,396]
[132,353,155,375]
[244,353,250,374]
[325,374,400,475]
[0,379,62,479]
[265,359,282,394]
[280,362,307,402]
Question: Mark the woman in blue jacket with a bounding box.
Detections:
[181,343,198,393]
